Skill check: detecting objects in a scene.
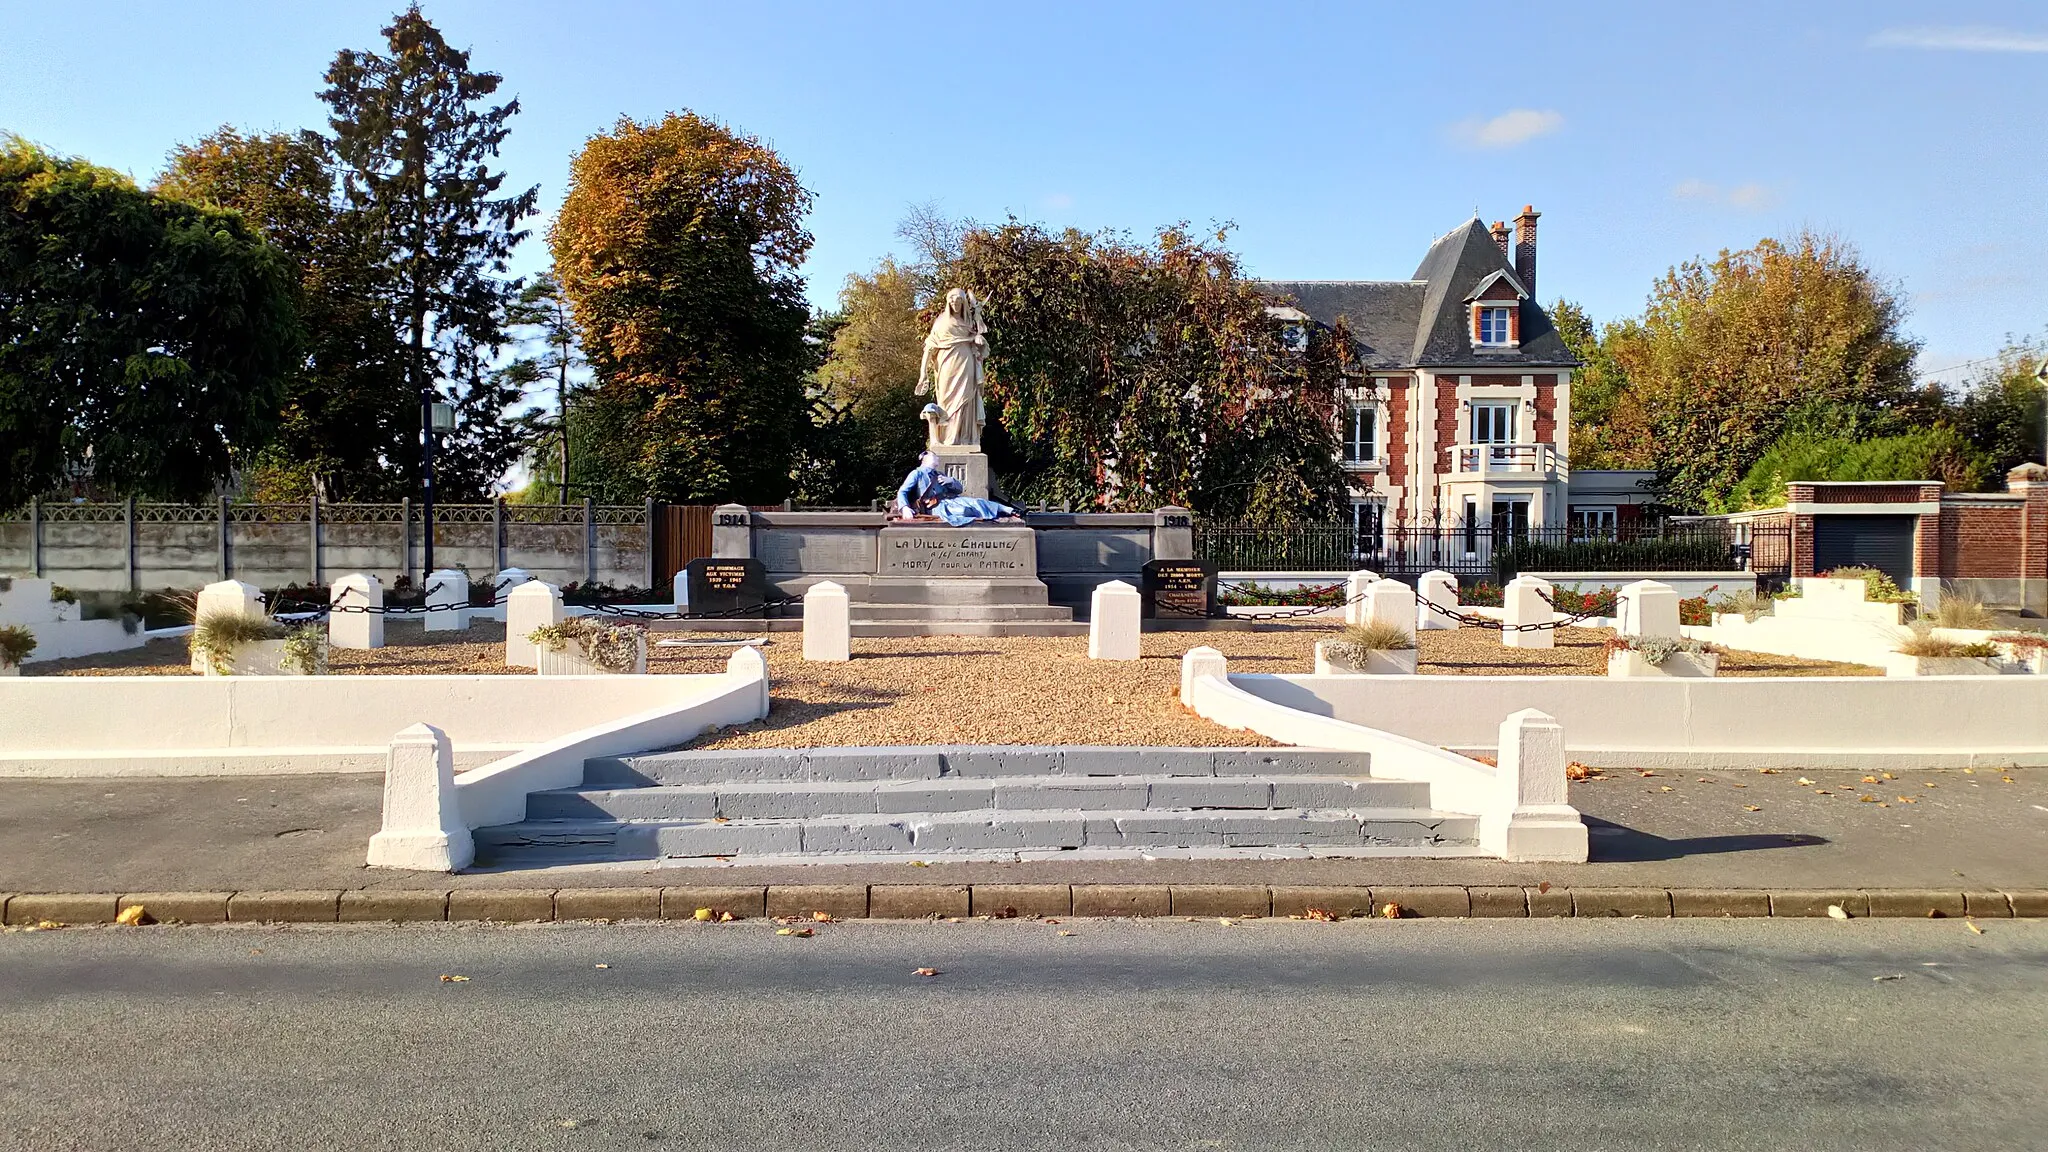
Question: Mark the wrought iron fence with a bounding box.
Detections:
[1197,521,1793,583]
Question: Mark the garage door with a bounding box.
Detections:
[1811,515,1915,588]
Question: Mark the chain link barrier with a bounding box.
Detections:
[255,580,806,624]
[1197,580,1619,631]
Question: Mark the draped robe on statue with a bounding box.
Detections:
[917,288,987,447]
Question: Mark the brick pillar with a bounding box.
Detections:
[1513,206,1539,300]
[1792,515,1815,578]
[2012,465,2048,617]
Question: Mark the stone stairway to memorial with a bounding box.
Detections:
[470,746,1484,867]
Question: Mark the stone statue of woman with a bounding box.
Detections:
[916,288,986,448]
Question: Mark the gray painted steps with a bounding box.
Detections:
[474,807,1481,863]
[849,621,1090,638]
[527,774,1432,821]
[585,746,1374,788]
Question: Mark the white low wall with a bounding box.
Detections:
[0,674,736,777]
[1528,571,1752,600]
[1229,673,2048,770]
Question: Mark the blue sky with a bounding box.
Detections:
[5,1,2044,383]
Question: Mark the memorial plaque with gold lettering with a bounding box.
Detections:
[1142,559,1218,619]
[685,557,777,616]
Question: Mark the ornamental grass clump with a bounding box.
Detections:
[1710,588,1773,621]
[527,617,647,673]
[1322,620,1416,666]
[1894,622,1996,659]
[0,624,35,668]
[1929,596,1996,630]
[190,612,285,673]
[1603,634,1716,666]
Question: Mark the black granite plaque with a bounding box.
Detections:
[685,557,777,616]
[1142,559,1218,619]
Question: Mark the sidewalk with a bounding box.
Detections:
[1,767,2042,895]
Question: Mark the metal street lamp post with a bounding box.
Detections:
[422,399,456,574]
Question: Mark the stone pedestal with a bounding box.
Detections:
[505,580,562,668]
[329,573,384,650]
[1089,580,1141,660]
[425,569,470,632]
[930,447,992,501]
[877,525,1035,577]
[1617,579,1680,639]
[1417,570,1459,631]
[803,581,851,662]
[1502,575,1554,650]
[1363,579,1417,635]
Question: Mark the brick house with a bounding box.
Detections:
[1699,469,2048,613]
[1261,207,1654,545]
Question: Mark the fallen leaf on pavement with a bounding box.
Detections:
[693,908,714,922]
[1380,902,1403,919]
[1744,805,1762,812]
[776,927,815,938]
[1859,795,1879,803]
[115,905,147,926]
[1757,767,1780,774]
[1861,775,1879,783]
[1872,974,1903,981]
[35,920,65,930]
[1538,881,1551,893]
[1304,908,1340,922]
[1658,786,1674,792]
[1898,796,1918,804]
[1057,930,1076,937]
[1217,917,1235,927]
[811,911,837,923]
[1814,790,1832,796]
[1637,770,1657,778]
[912,967,940,977]
[1796,777,1816,786]
[594,964,610,969]
[719,911,735,922]
[439,974,470,982]
[1967,921,1985,935]
[1565,762,1595,780]
[1044,918,1061,924]
[910,860,930,867]
[1827,905,1849,920]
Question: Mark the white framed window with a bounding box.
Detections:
[1342,403,1377,464]
[1471,401,1516,444]
[1571,506,1618,540]
[1476,305,1513,346]
[1350,498,1385,558]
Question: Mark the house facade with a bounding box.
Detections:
[1261,207,1652,545]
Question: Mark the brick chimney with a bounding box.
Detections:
[1514,205,1539,300]
[1489,220,1511,256]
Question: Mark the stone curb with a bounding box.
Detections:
[3,887,2044,926]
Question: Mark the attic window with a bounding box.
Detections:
[1476,304,1514,346]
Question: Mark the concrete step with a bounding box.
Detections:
[849,603,1075,622]
[527,774,1431,821]
[849,620,1089,637]
[473,806,1481,864]
[861,577,1053,606]
[583,746,1374,787]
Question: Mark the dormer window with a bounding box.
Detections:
[1477,304,1514,346]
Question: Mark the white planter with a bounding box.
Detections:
[1607,650,1719,678]
[1313,641,1417,675]
[200,638,303,677]
[1882,654,2000,678]
[536,634,648,676]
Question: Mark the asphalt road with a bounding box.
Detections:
[2,919,2044,1152]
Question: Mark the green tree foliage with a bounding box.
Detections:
[1948,343,2046,480]
[499,272,584,503]
[0,139,298,509]
[1599,231,1929,511]
[1548,299,1633,470]
[321,5,540,500]
[550,112,814,503]
[1723,427,1994,511]
[795,258,931,505]
[156,127,411,500]
[941,220,1347,520]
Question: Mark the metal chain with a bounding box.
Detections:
[1417,589,1618,632]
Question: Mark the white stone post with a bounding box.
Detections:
[491,567,532,605]
[1617,579,1680,639]
[366,722,474,872]
[1179,645,1228,704]
[189,579,267,672]
[424,568,471,632]
[0,577,56,627]
[802,580,851,662]
[504,580,563,669]
[1417,570,1459,631]
[711,504,752,559]
[1088,579,1142,660]
[329,573,384,650]
[1487,708,1588,863]
[1344,569,1381,625]
[672,569,691,610]
[1501,575,1555,650]
[727,643,771,718]
[1363,578,1417,634]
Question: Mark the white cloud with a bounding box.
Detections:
[1449,109,1564,149]
[1868,25,2048,52]
[1672,179,1777,211]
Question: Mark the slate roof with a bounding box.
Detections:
[1259,217,1580,371]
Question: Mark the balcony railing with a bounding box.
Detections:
[1448,442,1564,478]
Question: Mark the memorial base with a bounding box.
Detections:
[929,447,992,500]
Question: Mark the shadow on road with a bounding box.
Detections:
[1585,816,1828,862]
